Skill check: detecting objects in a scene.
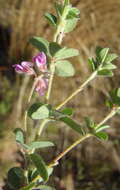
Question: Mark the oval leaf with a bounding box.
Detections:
[29,37,49,55]
[64,18,78,33]
[55,47,79,60]
[38,185,55,190]
[45,13,57,27]
[55,60,75,77]
[27,141,54,150]
[30,153,48,182]
[7,167,25,190]
[95,132,108,141]
[31,105,49,120]
[14,128,25,144]
[49,42,61,57]
[60,116,84,135]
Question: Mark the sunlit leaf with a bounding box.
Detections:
[55,60,75,77]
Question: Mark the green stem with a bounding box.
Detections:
[97,108,117,128]
[36,6,68,138]
[56,70,98,110]
[48,133,92,167]
[24,78,37,133]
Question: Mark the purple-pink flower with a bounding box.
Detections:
[13,62,35,75]
[13,52,49,96]
[32,52,47,72]
[35,77,48,96]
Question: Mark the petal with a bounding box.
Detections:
[32,52,47,72]
[35,77,48,96]
[13,64,24,73]
[21,61,33,67]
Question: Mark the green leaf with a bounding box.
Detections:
[14,128,24,144]
[21,182,35,190]
[54,47,79,60]
[61,108,73,116]
[30,105,49,120]
[27,141,54,150]
[88,58,96,71]
[98,69,113,77]
[101,63,117,70]
[95,132,108,141]
[31,167,53,182]
[64,18,78,33]
[29,37,49,55]
[110,88,120,106]
[105,53,118,63]
[67,7,80,19]
[84,117,96,129]
[99,48,109,63]
[38,185,55,190]
[30,153,48,182]
[7,167,25,190]
[55,60,75,77]
[60,116,84,135]
[45,13,57,27]
[64,0,70,6]
[95,125,110,133]
[28,102,43,118]
[55,2,63,16]
[49,42,61,57]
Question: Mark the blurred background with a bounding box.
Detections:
[0,0,120,189]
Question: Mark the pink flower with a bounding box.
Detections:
[35,77,48,96]
[32,52,47,72]
[13,62,35,75]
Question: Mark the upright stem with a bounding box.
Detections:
[24,78,37,133]
[36,6,67,138]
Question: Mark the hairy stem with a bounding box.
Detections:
[48,133,92,167]
[24,78,37,133]
[56,70,98,110]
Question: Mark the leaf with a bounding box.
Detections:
[49,42,61,57]
[95,132,108,141]
[31,167,53,182]
[30,105,49,120]
[55,2,63,17]
[99,48,109,63]
[38,185,55,190]
[29,37,49,55]
[95,125,110,133]
[64,0,70,6]
[97,69,113,77]
[60,116,84,135]
[30,153,48,182]
[28,102,43,118]
[27,141,54,150]
[101,63,117,70]
[110,88,120,106]
[21,182,35,190]
[55,60,75,77]
[84,117,96,129]
[67,7,80,19]
[61,108,73,116]
[7,167,25,190]
[54,47,79,60]
[64,18,78,33]
[14,128,24,144]
[45,13,57,27]
[105,53,118,63]
[88,58,96,71]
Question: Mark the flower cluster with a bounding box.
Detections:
[13,52,48,96]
